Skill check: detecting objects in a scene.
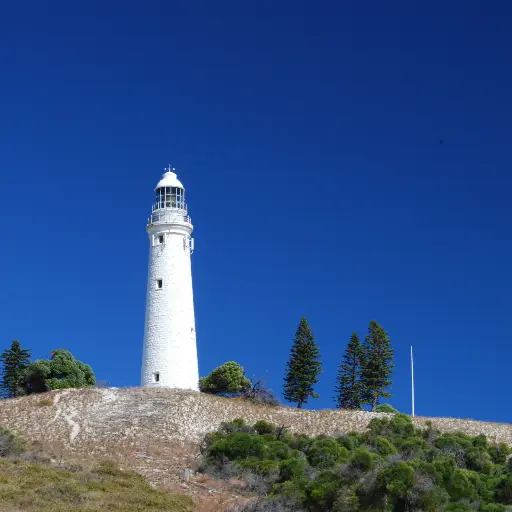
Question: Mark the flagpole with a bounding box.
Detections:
[411,346,415,417]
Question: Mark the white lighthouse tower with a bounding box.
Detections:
[141,166,199,390]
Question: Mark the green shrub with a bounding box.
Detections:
[349,447,375,472]
[418,486,450,510]
[444,502,473,512]
[399,437,429,458]
[473,434,489,449]
[389,414,416,437]
[278,458,306,481]
[375,403,399,413]
[466,447,493,473]
[254,420,275,435]
[201,419,512,512]
[267,441,292,461]
[220,418,251,433]
[446,468,476,501]
[237,459,280,477]
[374,461,415,508]
[307,438,349,468]
[481,504,507,512]
[337,433,361,451]
[305,471,342,510]
[332,486,359,512]
[199,362,251,395]
[489,443,511,465]
[495,475,512,505]
[209,433,268,460]
[373,436,398,457]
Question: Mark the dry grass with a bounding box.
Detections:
[0,457,193,512]
[36,397,53,407]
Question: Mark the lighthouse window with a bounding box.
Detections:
[155,188,165,209]
[158,235,164,244]
[156,279,163,289]
[155,186,185,210]
[154,372,160,383]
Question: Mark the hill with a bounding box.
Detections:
[0,387,510,509]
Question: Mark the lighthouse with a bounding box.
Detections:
[141,167,199,390]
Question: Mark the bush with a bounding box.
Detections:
[278,458,306,481]
[372,436,398,457]
[337,433,361,451]
[307,438,349,468]
[209,433,268,460]
[332,486,359,512]
[254,420,275,435]
[199,362,251,395]
[0,427,24,457]
[349,447,376,472]
[495,475,512,505]
[375,403,399,413]
[241,378,279,406]
[200,419,512,512]
[220,418,252,433]
[374,461,416,508]
[489,443,511,465]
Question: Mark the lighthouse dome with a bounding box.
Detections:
[153,168,187,212]
[155,171,184,190]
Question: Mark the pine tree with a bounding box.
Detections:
[360,320,394,411]
[334,332,363,409]
[0,340,31,398]
[283,317,322,408]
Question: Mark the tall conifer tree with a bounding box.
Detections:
[334,332,362,409]
[360,320,394,411]
[0,340,31,398]
[283,317,322,408]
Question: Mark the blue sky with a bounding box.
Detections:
[1,1,511,422]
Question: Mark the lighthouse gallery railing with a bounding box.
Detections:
[148,210,192,225]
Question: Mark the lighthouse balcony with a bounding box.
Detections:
[148,209,192,226]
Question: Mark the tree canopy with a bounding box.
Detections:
[0,340,31,398]
[360,320,394,411]
[199,361,251,395]
[283,317,322,408]
[24,349,95,394]
[334,332,362,409]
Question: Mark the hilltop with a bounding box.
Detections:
[0,387,510,509]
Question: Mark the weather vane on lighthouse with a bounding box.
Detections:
[140,165,199,391]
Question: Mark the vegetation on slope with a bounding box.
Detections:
[200,415,512,512]
[0,458,194,512]
[0,427,193,512]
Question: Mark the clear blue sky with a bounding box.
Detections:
[1,1,511,422]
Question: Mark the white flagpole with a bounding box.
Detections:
[411,346,415,417]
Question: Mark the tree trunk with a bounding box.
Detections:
[297,402,303,409]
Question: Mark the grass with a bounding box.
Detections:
[0,458,194,512]
[36,397,53,407]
